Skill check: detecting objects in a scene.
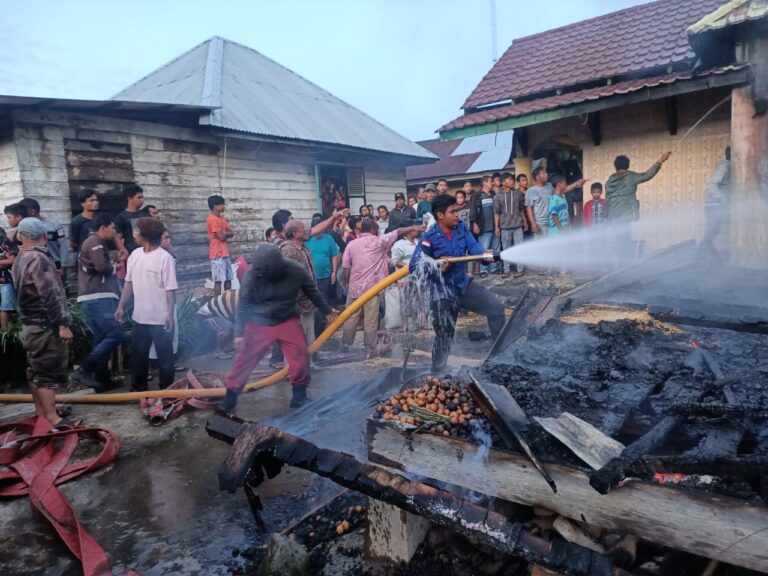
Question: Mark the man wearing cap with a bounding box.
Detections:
[115,217,178,391]
[18,198,67,279]
[11,217,76,429]
[387,192,416,232]
[416,183,436,222]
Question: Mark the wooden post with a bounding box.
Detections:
[363,498,431,563]
[730,35,768,269]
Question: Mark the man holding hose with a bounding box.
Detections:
[219,244,339,412]
[410,194,505,374]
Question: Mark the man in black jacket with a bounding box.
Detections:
[469,175,499,275]
[387,192,416,231]
[220,244,339,411]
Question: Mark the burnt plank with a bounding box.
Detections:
[535,412,624,470]
[205,413,245,444]
[217,423,276,493]
[485,291,563,361]
[212,420,629,575]
[367,417,768,572]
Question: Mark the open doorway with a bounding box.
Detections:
[532,135,584,224]
[317,164,366,217]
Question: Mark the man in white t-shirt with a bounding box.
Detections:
[115,217,178,391]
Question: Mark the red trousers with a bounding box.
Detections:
[226,318,311,391]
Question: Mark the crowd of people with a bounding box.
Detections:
[0,151,683,426]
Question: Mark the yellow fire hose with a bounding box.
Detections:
[0,254,490,405]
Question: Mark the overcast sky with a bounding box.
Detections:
[1,0,646,142]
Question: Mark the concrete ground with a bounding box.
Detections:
[0,272,577,575]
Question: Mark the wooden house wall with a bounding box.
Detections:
[0,123,23,217]
[527,88,731,252]
[9,109,409,285]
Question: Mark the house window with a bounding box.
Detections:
[65,139,136,217]
[317,164,365,217]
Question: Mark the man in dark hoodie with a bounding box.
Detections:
[220,244,339,412]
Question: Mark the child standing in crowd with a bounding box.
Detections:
[12,218,75,429]
[582,182,606,227]
[455,190,471,229]
[549,175,570,234]
[115,218,178,391]
[207,195,234,296]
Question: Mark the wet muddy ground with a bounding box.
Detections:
[0,293,501,575]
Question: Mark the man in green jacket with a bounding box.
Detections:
[605,151,671,221]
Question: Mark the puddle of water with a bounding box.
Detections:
[0,426,340,576]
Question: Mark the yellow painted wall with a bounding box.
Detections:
[527,88,731,252]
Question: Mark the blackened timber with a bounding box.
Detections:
[671,402,768,418]
[206,413,245,444]
[625,454,768,480]
[589,111,602,145]
[648,302,768,335]
[469,372,557,492]
[484,291,568,362]
[218,422,277,493]
[206,416,628,575]
[589,416,679,494]
[366,417,768,572]
[665,96,678,135]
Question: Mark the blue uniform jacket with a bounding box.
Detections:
[409,220,484,298]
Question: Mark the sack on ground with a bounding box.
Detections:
[383,285,403,330]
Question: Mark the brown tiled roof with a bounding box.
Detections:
[442,71,688,132]
[405,153,482,181]
[463,0,724,110]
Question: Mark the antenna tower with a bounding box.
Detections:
[490,0,498,63]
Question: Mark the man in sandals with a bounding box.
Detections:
[11,218,76,430]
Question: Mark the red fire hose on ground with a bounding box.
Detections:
[0,416,140,576]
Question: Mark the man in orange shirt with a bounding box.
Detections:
[207,195,234,296]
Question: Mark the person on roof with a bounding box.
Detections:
[409,194,503,374]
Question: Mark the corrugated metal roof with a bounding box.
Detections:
[688,0,768,34]
[113,36,434,159]
[405,132,513,181]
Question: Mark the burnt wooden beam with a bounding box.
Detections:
[665,96,678,136]
[366,417,768,573]
[514,126,529,156]
[589,416,680,495]
[218,422,278,492]
[648,303,768,335]
[484,291,569,362]
[206,415,627,575]
[468,372,557,492]
[588,111,601,146]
